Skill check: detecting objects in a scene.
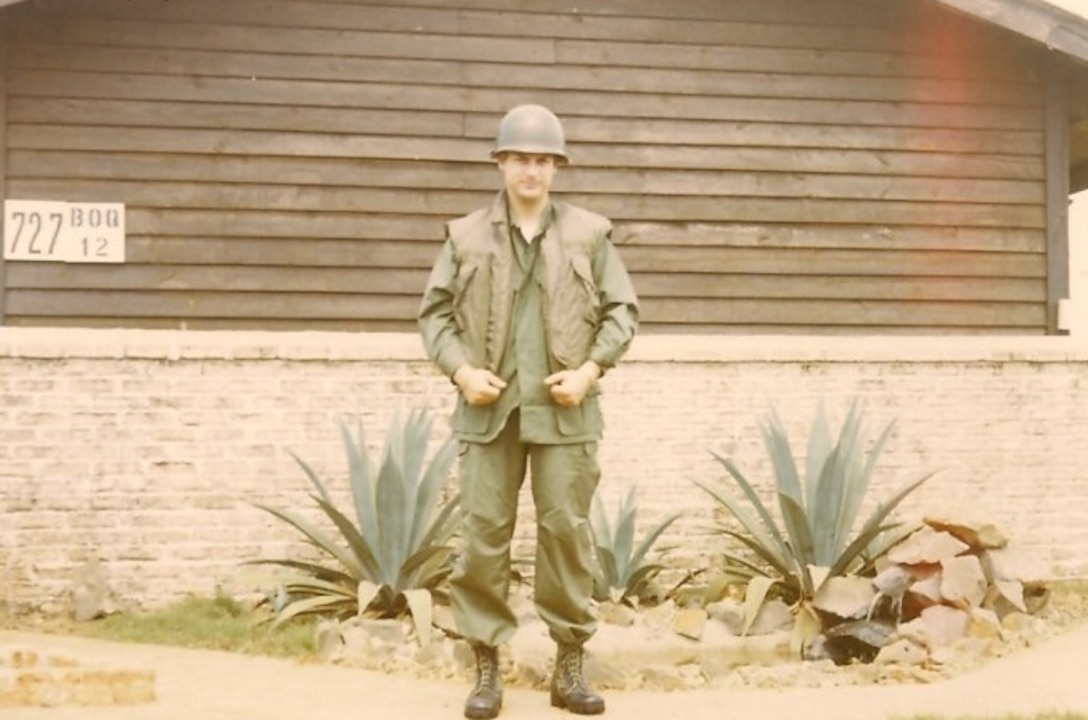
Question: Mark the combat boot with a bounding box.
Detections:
[464,644,502,719]
[550,641,605,715]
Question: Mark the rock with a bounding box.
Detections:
[706,598,744,632]
[903,572,943,619]
[673,607,707,641]
[637,662,706,692]
[748,599,793,635]
[940,555,988,608]
[639,600,676,632]
[819,619,895,665]
[69,559,117,622]
[967,608,1003,641]
[710,598,792,636]
[313,619,343,661]
[887,527,969,565]
[597,601,637,627]
[900,605,969,646]
[813,576,875,620]
[874,638,927,666]
[584,651,627,691]
[984,579,1027,619]
[924,516,1007,550]
[980,545,1047,584]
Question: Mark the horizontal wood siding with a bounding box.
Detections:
[0,0,1049,333]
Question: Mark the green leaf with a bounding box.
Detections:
[341,419,380,552]
[708,451,790,555]
[741,575,777,636]
[242,558,353,586]
[274,594,353,626]
[251,503,364,579]
[356,580,382,615]
[402,588,433,646]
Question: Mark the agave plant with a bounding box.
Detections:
[693,399,932,652]
[590,487,680,606]
[250,408,461,646]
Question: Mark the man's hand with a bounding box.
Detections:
[453,366,507,406]
[544,362,601,408]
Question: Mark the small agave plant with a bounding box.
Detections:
[590,487,680,606]
[250,408,461,646]
[693,399,933,656]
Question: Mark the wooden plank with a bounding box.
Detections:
[31,0,927,52]
[4,149,1046,205]
[1045,60,1071,334]
[555,38,1037,82]
[6,264,431,295]
[5,70,1045,132]
[12,17,555,65]
[639,297,1047,328]
[6,262,1043,304]
[6,99,464,139]
[7,126,1046,181]
[7,43,1039,108]
[614,223,1047,254]
[7,102,1046,156]
[1,315,418,332]
[128,237,444,268]
[6,177,1046,229]
[3,290,1046,329]
[630,273,1045,303]
[7,150,488,189]
[5,176,1046,219]
[4,289,423,319]
[121,211,445,244]
[619,246,1046,278]
[633,322,1045,336]
[389,0,899,27]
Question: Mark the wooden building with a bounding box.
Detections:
[1,0,1086,334]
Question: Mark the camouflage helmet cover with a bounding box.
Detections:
[491,104,569,164]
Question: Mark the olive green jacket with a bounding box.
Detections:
[418,192,639,442]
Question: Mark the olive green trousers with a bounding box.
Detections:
[451,411,600,648]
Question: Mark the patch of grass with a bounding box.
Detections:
[4,593,318,660]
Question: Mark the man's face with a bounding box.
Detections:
[497,152,558,204]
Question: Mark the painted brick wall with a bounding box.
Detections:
[2,328,1087,611]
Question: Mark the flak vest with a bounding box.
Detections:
[445,198,609,375]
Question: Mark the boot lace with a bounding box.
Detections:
[473,647,499,694]
[558,644,589,692]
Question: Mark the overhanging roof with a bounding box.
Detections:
[934,0,1088,66]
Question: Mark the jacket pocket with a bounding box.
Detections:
[452,396,492,435]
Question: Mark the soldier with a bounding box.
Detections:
[418,104,639,718]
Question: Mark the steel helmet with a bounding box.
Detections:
[491,104,569,164]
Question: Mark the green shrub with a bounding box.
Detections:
[590,487,680,605]
[250,408,461,645]
[693,399,932,652]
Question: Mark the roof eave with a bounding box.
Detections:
[933,0,1088,66]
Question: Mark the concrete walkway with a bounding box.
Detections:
[3,623,1088,720]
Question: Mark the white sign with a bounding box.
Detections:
[3,199,126,263]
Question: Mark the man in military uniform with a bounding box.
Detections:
[418,104,639,718]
